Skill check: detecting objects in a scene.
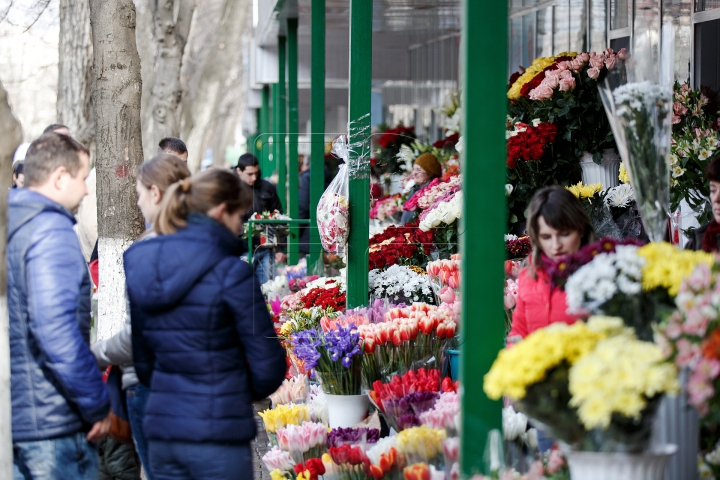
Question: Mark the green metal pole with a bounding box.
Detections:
[287,18,299,265]
[460,0,506,475]
[309,0,326,275]
[271,83,279,178]
[276,36,287,212]
[260,85,270,175]
[345,0,372,309]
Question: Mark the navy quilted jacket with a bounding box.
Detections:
[7,189,110,442]
[125,214,286,444]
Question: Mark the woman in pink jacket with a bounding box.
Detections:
[508,186,595,340]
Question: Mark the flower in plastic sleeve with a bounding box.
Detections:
[502,406,527,441]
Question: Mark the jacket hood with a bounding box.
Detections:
[124,215,242,310]
[8,189,76,242]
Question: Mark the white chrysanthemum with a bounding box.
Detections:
[604,184,635,208]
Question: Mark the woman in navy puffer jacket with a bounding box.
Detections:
[124,169,286,480]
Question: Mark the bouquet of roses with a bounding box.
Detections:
[371,194,405,222]
[242,209,292,246]
[412,176,462,211]
[418,190,462,233]
[318,155,350,254]
[358,304,458,386]
[300,284,346,312]
[506,121,558,169]
[368,222,435,270]
[374,123,417,174]
[291,324,364,395]
[289,275,320,293]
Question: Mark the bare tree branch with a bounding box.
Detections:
[21,0,51,33]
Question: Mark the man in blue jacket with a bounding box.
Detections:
[7,132,111,479]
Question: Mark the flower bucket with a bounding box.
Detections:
[580,149,622,190]
[325,394,369,429]
[446,349,459,382]
[567,444,676,480]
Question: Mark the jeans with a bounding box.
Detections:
[13,432,99,480]
[126,384,152,480]
[252,249,272,286]
[148,441,251,480]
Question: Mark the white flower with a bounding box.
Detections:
[604,184,634,208]
[531,118,542,127]
[504,234,518,242]
[369,265,434,303]
[700,148,711,161]
[505,184,514,196]
[419,191,463,232]
[397,144,417,172]
[455,135,464,153]
[672,166,686,178]
[367,436,397,467]
[503,406,528,441]
[308,384,328,425]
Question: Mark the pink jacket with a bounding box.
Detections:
[508,266,577,338]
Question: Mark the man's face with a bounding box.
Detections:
[237,165,260,186]
[165,149,188,162]
[58,151,90,212]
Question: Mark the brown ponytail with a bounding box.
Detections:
[154,169,254,235]
[136,153,191,194]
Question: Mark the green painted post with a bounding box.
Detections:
[276,36,287,212]
[287,18,299,265]
[271,83,279,179]
[260,85,270,174]
[308,0,326,275]
[459,0,506,475]
[345,0,372,309]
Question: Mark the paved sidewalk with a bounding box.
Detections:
[252,399,272,480]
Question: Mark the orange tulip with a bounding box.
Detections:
[403,463,431,480]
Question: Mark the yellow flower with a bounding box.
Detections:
[565,181,602,199]
[569,335,679,430]
[637,242,714,296]
[507,55,557,100]
[396,426,447,459]
[258,404,311,433]
[618,163,629,184]
[483,322,607,400]
[270,469,288,480]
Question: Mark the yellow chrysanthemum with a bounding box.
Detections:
[569,335,679,430]
[619,163,630,184]
[483,322,608,400]
[638,242,714,296]
[565,181,602,199]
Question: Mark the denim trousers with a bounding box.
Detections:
[148,440,251,480]
[253,249,272,286]
[126,383,152,480]
[13,432,99,480]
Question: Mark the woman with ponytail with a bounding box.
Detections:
[124,169,286,480]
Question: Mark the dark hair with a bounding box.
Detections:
[158,137,188,155]
[13,162,23,176]
[236,153,259,172]
[24,133,89,187]
[526,185,595,277]
[43,124,69,134]
[707,153,720,182]
[155,169,254,235]
[136,154,191,194]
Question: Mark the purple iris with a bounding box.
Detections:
[290,328,322,370]
[324,324,362,368]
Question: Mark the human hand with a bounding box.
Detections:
[86,414,112,443]
[275,252,287,263]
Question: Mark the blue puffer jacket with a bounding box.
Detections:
[7,189,110,442]
[126,214,286,444]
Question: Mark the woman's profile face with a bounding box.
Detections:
[710,180,720,224]
[537,216,582,261]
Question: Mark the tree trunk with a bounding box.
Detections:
[89,0,145,341]
[150,0,195,146]
[58,0,95,150]
[0,81,23,479]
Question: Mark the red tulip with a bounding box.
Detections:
[364,337,376,354]
[404,463,431,480]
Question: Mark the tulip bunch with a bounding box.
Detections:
[269,374,308,407]
[262,446,295,473]
[258,404,312,435]
[402,462,445,480]
[396,426,447,466]
[275,421,327,462]
[357,303,458,386]
[379,391,439,432]
[328,444,372,480]
[426,255,460,290]
[367,437,404,480]
[418,391,460,433]
[293,458,326,480]
[326,427,380,448]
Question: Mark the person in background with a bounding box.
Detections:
[43,123,71,136]
[12,161,24,188]
[400,152,442,224]
[508,186,596,341]
[686,154,720,252]
[158,137,188,162]
[8,133,111,479]
[235,153,286,284]
[125,170,286,480]
[92,154,191,479]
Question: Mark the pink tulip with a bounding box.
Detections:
[439,286,456,304]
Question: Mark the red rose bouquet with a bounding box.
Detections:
[368,222,435,270]
[374,123,417,174]
[300,285,346,312]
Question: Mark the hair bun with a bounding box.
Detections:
[179,178,192,193]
